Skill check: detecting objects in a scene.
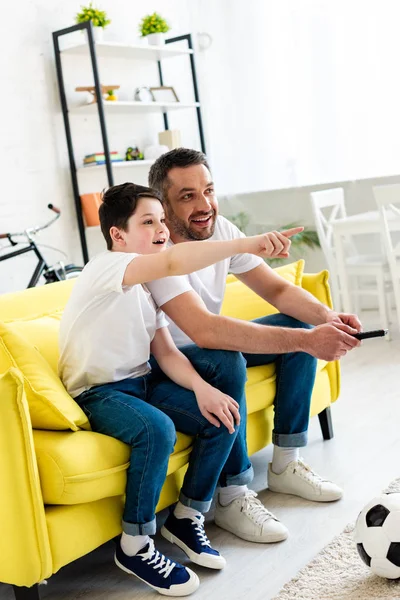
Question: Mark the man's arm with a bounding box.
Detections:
[235,262,362,330]
[160,291,360,360]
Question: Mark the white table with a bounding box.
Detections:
[332,210,400,313]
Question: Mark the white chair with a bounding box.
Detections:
[310,188,390,333]
[373,184,400,331]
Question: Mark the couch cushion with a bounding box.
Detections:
[8,313,62,374]
[33,429,194,505]
[222,260,304,320]
[0,322,89,431]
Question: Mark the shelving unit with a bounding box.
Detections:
[52,21,206,263]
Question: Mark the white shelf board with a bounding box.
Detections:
[78,160,154,174]
[70,101,200,115]
[62,42,193,61]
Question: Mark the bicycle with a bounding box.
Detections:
[0,204,83,288]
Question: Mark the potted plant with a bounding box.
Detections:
[227,212,321,266]
[76,2,111,43]
[139,12,170,46]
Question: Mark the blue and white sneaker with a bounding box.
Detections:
[114,539,199,596]
[161,513,226,570]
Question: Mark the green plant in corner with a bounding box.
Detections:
[76,2,111,28]
[139,13,170,37]
[225,213,321,266]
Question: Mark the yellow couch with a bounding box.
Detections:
[0,260,340,600]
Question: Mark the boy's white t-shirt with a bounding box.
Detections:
[147,216,263,347]
[58,251,168,398]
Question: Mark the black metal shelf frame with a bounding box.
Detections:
[52,21,206,263]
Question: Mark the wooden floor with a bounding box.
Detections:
[2,315,400,600]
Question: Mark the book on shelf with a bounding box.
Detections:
[83,152,123,166]
[83,159,124,166]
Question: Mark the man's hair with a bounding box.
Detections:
[148,148,210,202]
[99,182,162,250]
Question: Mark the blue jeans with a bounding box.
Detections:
[76,349,253,536]
[169,314,317,450]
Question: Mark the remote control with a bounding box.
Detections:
[353,329,388,341]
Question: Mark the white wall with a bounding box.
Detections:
[194,0,400,194]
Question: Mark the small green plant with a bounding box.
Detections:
[76,2,111,28]
[139,12,170,37]
[225,212,321,266]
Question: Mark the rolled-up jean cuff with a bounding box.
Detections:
[179,492,212,514]
[272,431,308,447]
[122,517,156,536]
[223,463,254,487]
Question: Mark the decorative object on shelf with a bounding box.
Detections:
[106,89,118,101]
[75,2,111,43]
[150,86,179,103]
[83,151,123,166]
[144,144,169,160]
[134,86,155,103]
[158,129,181,150]
[125,146,144,161]
[75,85,120,104]
[226,212,321,266]
[80,192,102,226]
[139,12,170,46]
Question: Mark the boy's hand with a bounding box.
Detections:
[193,380,240,434]
[245,227,304,259]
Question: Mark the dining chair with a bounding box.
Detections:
[310,188,390,334]
[373,184,400,331]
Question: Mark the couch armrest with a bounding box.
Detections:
[301,271,340,403]
[0,369,52,586]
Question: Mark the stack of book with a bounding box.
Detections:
[83,152,123,166]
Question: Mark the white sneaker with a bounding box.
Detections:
[214,490,288,543]
[268,459,343,502]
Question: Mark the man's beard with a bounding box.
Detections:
[167,209,217,241]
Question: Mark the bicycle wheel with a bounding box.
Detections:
[63,264,83,279]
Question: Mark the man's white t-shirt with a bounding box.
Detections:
[59,251,168,398]
[147,216,263,347]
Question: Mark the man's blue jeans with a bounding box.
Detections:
[76,349,253,536]
[169,314,318,450]
[243,313,318,447]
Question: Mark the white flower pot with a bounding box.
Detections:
[145,33,165,46]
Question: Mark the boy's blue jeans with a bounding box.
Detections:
[76,349,253,536]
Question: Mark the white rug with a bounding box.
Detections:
[274,479,400,600]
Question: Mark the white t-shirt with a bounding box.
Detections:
[59,251,168,398]
[147,216,263,347]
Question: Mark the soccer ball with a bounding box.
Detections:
[355,492,400,579]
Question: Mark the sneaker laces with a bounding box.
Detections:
[191,514,211,547]
[241,490,279,526]
[139,539,176,578]
[292,459,329,489]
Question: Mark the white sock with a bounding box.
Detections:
[271,446,299,475]
[218,484,248,507]
[120,532,150,556]
[173,501,203,520]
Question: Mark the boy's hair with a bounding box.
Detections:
[148,148,210,203]
[99,182,162,250]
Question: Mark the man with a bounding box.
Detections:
[146,148,361,542]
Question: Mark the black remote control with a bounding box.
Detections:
[353,329,388,341]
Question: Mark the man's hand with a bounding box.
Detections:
[302,322,361,361]
[246,227,304,259]
[192,380,240,434]
[326,310,363,333]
